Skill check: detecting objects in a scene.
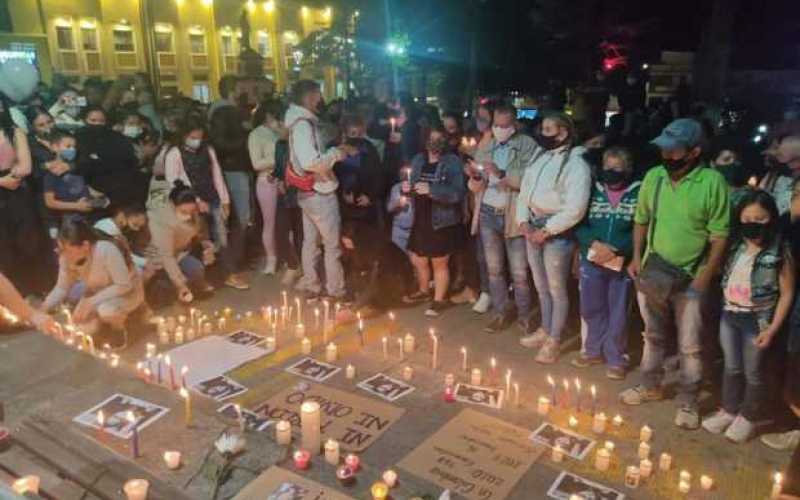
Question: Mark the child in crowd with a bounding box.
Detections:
[95,204,150,273]
[702,190,795,443]
[43,130,108,236]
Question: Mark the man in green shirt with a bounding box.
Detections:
[620,118,730,430]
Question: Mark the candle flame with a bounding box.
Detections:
[165,354,171,366]
[126,411,136,424]
[388,311,395,321]
[563,379,570,390]
[574,378,581,391]
[547,374,554,385]
[97,410,105,426]
[490,357,496,368]
[775,472,784,484]
[180,387,189,399]
[590,384,597,397]
[181,366,188,375]
[460,346,466,354]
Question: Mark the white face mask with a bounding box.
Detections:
[492,125,515,144]
[123,125,142,138]
[184,138,202,150]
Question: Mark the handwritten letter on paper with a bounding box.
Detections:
[398,409,544,500]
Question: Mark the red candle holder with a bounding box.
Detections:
[336,465,356,486]
[293,449,311,470]
[344,453,360,472]
[444,385,456,402]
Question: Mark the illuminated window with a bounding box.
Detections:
[189,33,206,55]
[113,28,135,52]
[56,26,75,51]
[221,33,235,56]
[81,25,98,51]
[154,31,173,53]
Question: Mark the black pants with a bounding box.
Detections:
[276,202,303,270]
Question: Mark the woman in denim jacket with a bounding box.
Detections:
[702,190,795,443]
[402,127,466,317]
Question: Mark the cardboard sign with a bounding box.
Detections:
[253,384,404,452]
[233,466,355,500]
[398,408,543,500]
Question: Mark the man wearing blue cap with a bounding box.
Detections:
[620,118,730,430]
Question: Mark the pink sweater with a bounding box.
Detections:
[164,145,230,205]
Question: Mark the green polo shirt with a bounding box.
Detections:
[634,164,730,277]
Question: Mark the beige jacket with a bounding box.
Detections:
[146,203,208,288]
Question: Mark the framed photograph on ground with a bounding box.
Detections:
[226,330,267,347]
[73,393,169,439]
[193,375,248,402]
[529,422,596,460]
[547,471,625,500]
[285,357,341,383]
[218,403,272,432]
[356,373,415,402]
[453,383,504,409]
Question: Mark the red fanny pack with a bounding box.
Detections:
[286,117,318,192]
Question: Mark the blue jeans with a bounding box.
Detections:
[475,234,489,294]
[526,237,574,341]
[637,287,705,405]
[479,205,531,320]
[719,311,767,420]
[579,257,632,368]
[223,171,252,227]
[179,254,206,288]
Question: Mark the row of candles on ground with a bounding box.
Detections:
[135,343,189,391]
[276,400,396,500]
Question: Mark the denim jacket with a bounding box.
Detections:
[721,237,787,326]
[409,152,465,231]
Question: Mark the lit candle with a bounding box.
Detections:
[344,453,360,471]
[590,384,597,415]
[505,369,512,398]
[382,469,398,488]
[97,410,106,443]
[430,329,438,370]
[592,412,607,434]
[295,297,302,324]
[640,458,653,478]
[574,378,582,412]
[295,323,306,338]
[547,375,557,406]
[127,411,139,458]
[155,354,163,385]
[165,355,176,390]
[174,326,184,344]
[460,346,468,372]
[146,342,156,358]
[371,481,389,500]
[470,368,482,386]
[12,476,40,495]
[537,396,551,416]
[123,479,149,500]
[346,364,356,379]
[301,401,321,455]
[445,373,455,387]
[605,441,615,453]
[325,342,338,363]
[234,404,245,432]
[513,382,520,407]
[678,480,690,494]
[403,333,415,353]
[324,439,340,465]
[314,308,320,329]
[562,378,570,408]
[282,290,288,310]
[595,447,611,471]
[382,336,388,359]
[144,367,152,383]
[490,357,497,380]
[398,338,404,361]
[403,366,413,381]
[772,472,784,499]
[180,387,192,427]
[301,337,312,355]
[700,474,714,491]
[568,415,579,429]
[640,425,653,443]
[359,317,365,347]
[110,354,119,368]
[551,444,564,463]
[680,470,692,483]
[659,452,672,471]
[164,451,182,470]
[624,466,641,489]
[293,449,311,470]
[390,117,397,133]
[388,311,397,333]
[181,366,188,389]
[276,420,292,445]
[638,441,650,460]
[612,414,623,427]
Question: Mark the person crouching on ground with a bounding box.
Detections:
[41,218,144,349]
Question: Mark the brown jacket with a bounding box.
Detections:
[146,204,208,288]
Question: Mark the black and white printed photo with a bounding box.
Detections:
[218,403,271,432]
[547,471,625,500]
[530,423,597,460]
[226,330,267,348]
[285,357,341,383]
[356,373,415,402]
[453,383,504,409]
[193,375,248,402]
[73,393,170,439]
[267,481,311,500]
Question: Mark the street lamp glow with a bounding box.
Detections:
[201,0,212,6]
[301,6,309,17]
[642,63,649,70]
[263,0,275,13]
[397,46,406,55]
[386,42,398,54]
[324,6,332,20]
[246,0,256,12]
[758,124,768,134]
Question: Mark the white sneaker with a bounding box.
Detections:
[702,409,736,434]
[262,257,277,275]
[725,415,755,443]
[520,328,549,349]
[472,292,491,314]
[761,430,800,451]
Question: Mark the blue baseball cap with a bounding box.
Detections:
[651,118,704,151]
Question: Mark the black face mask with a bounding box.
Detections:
[427,138,447,155]
[536,133,562,151]
[740,222,769,241]
[601,169,629,187]
[716,162,748,187]
[664,156,692,172]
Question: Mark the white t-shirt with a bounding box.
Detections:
[724,250,757,311]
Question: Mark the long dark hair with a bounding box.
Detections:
[169,180,197,206]
[732,188,780,248]
[24,105,52,132]
[58,217,134,270]
[252,98,286,128]
[0,93,17,141]
[174,115,206,148]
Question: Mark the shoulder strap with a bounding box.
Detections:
[647,176,664,254]
[287,117,319,174]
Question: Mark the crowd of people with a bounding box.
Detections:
[3,70,800,493]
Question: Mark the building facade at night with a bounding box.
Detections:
[0,0,336,100]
